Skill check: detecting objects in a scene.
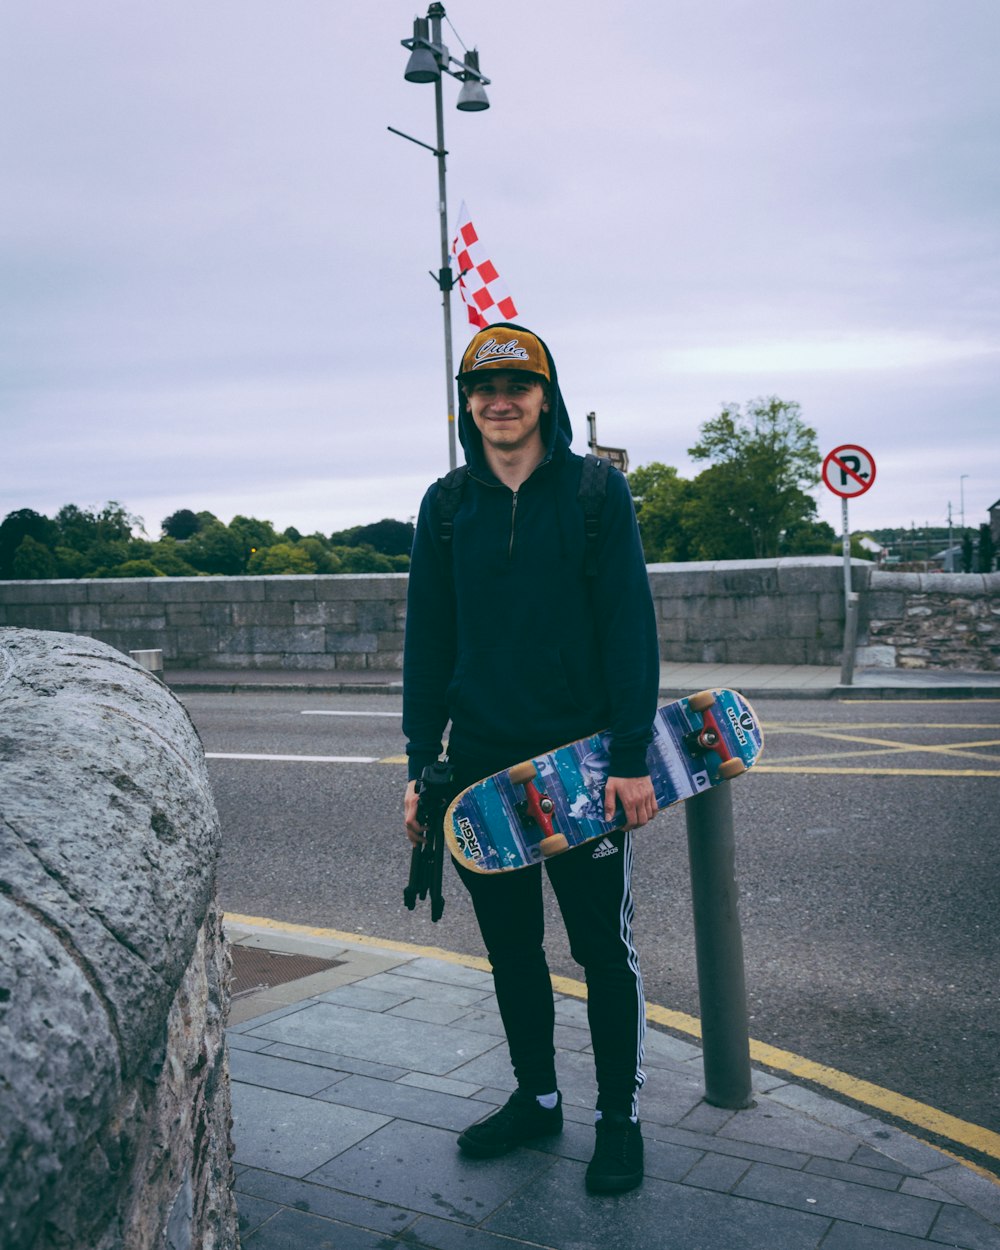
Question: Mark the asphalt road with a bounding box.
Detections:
[180,689,1000,1173]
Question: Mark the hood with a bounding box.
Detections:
[456,321,573,474]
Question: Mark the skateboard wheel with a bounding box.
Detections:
[538,834,570,857]
[718,758,746,780]
[688,690,716,713]
[508,761,538,785]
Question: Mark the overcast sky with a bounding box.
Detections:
[4,1,998,543]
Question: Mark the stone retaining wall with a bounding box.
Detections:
[0,559,997,671]
[0,629,239,1250]
[0,572,407,672]
[858,570,1000,670]
[647,557,860,666]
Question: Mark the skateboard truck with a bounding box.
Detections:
[685,691,747,781]
[508,761,570,858]
[403,760,454,922]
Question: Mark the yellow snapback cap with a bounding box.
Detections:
[458,328,551,383]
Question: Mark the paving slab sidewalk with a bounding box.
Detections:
[169,661,1000,700]
[225,921,1000,1250]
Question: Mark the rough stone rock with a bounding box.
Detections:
[0,628,238,1250]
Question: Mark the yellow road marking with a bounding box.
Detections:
[758,744,1000,766]
[225,912,1000,1167]
[755,765,1000,777]
[838,699,1000,705]
[768,723,1000,730]
[769,727,1000,762]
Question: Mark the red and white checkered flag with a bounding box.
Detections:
[451,202,518,329]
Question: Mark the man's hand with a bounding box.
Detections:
[404,779,427,846]
[604,775,657,830]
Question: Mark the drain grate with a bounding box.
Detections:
[230,945,344,999]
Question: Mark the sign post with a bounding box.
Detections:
[822,444,877,685]
[586,411,629,473]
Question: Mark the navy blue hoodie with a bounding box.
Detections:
[402,323,659,781]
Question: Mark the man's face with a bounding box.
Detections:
[464,370,549,456]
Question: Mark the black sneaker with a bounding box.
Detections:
[585,1113,644,1193]
[457,1089,563,1158]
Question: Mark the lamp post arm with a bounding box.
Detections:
[386,126,446,158]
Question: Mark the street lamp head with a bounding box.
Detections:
[456,49,489,111]
[403,17,440,83]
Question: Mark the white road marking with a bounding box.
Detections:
[205,752,378,763]
[301,710,401,717]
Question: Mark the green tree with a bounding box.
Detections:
[54,546,89,578]
[978,524,995,573]
[688,397,821,558]
[296,537,340,573]
[162,508,202,540]
[184,522,244,574]
[247,543,317,575]
[779,518,839,556]
[11,535,58,579]
[57,501,143,551]
[107,559,166,577]
[330,545,396,573]
[354,519,414,557]
[229,515,279,568]
[0,509,59,577]
[330,519,415,557]
[147,537,199,576]
[961,532,974,574]
[682,463,758,560]
[627,463,692,562]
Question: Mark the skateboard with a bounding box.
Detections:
[444,689,763,874]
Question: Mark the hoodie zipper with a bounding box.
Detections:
[509,490,518,559]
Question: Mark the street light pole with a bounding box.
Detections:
[432,69,458,471]
[393,3,491,472]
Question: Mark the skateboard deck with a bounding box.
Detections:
[445,689,763,873]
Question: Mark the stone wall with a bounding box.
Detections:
[647,557,860,666]
[0,559,996,672]
[0,629,239,1250]
[0,573,406,672]
[858,570,1000,670]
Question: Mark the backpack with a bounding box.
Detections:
[433,453,611,577]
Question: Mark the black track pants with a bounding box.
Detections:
[449,756,647,1115]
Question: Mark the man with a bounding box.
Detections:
[402,322,659,1194]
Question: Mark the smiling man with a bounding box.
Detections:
[402,322,660,1194]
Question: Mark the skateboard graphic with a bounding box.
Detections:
[444,689,763,874]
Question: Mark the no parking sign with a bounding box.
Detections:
[823,444,876,686]
[822,445,876,499]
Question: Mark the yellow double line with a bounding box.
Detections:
[757,721,1000,777]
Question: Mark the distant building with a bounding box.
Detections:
[931,544,964,573]
[857,535,887,561]
[990,498,1000,548]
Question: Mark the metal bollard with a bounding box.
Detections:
[129,649,164,680]
[840,592,860,686]
[685,782,754,1109]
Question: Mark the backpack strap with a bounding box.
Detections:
[434,457,608,575]
[434,465,468,547]
[578,453,611,577]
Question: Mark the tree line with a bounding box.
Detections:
[1,396,883,579]
[0,505,415,579]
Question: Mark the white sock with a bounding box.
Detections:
[536,1091,559,1110]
